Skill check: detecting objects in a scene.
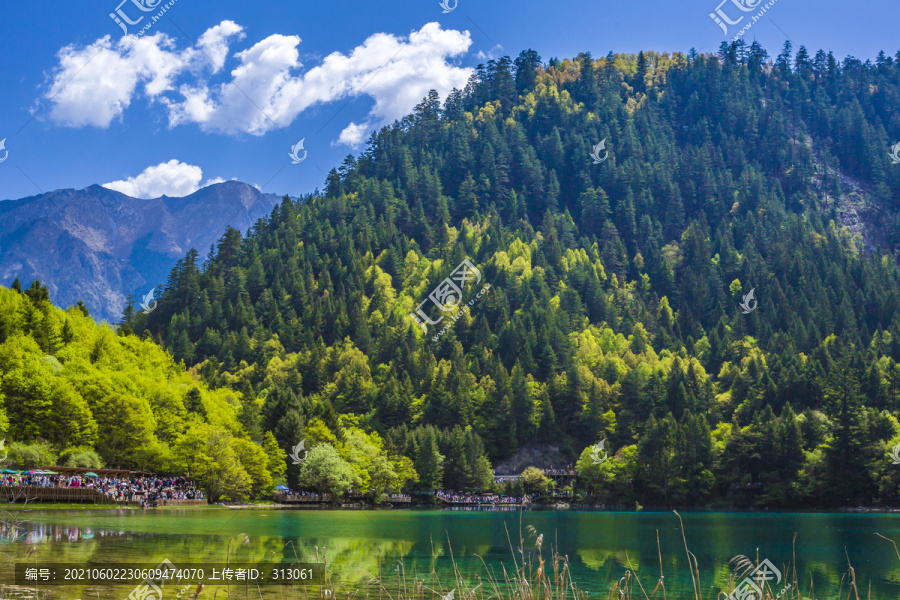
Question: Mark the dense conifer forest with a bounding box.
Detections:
[5,40,900,506]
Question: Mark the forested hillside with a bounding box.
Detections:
[0,281,424,500]
[138,40,900,507]
[0,281,297,500]
[8,40,900,507]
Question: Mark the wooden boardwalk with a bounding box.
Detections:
[274,494,412,505]
[0,486,205,506]
[0,486,116,504]
[442,500,524,507]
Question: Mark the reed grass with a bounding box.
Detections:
[275,511,679,600]
[272,511,880,600]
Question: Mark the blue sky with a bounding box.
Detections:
[0,0,897,201]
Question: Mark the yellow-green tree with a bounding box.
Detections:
[173,423,252,501]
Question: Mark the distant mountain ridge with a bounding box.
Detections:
[0,181,282,321]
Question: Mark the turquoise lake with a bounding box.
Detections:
[4,508,900,599]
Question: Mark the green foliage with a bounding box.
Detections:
[262,431,287,484]
[232,437,274,496]
[521,466,553,494]
[0,285,280,499]
[172,423,252,501]
[576,443,637,503]
[8,441,56,468]
[59,446,104,469]
[297,443,359,499]
[299,418,420,497]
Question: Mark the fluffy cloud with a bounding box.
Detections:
[42,21,473,140]
[42,23,244,127]
[165,21,473,135]
[102,160,223,198]
[476,44,504,61]
[196,21,246,72]
[336,122,369,148]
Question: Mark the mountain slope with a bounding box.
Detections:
[0,282,278,497]
[127,43,900,506]
[0,181,281,322]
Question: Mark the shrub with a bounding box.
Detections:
[521,466,552,494]
[8,441,57,468]
[59,446,104,469]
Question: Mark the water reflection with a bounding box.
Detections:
[1,510,900,600]
[1,521,124,545]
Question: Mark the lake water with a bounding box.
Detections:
[4,508,900,599]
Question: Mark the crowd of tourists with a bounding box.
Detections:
[436,491,533,504]
[278,492,333,502]
[493,466,574,477]
[0,472,203,504]
[2,466,562,508]
[543,467,574,476]
[276,492,411,503]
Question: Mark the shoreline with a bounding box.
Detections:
[12,501,900,513]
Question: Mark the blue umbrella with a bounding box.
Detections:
[275,485,290,491]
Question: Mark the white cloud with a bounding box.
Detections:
[196,21,246,72]
[336,122,369,148]
[42,23,245,127]
[102,160,223,198]
[42,21,473,140]
[476,44,504,61]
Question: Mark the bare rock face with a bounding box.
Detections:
[492,444,570,475]
[0,181,282,322]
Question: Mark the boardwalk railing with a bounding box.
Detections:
[0,486,116,504]
[273,493,412,504]
[157,498,206,506]
[0,486,206,506]
[275,493,332,503]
